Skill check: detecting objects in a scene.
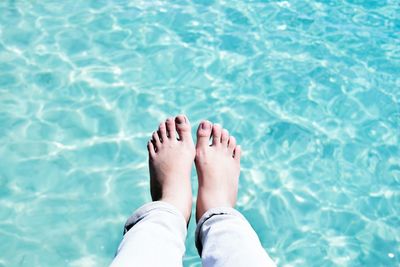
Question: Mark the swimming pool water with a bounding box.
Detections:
[0,0,399,266]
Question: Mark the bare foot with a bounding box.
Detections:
[147,115,195,223]
[195,121,241,222]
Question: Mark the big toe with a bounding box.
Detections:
[196,120,212,148]
[175,115,192,141]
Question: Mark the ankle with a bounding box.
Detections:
[161,196,192,223]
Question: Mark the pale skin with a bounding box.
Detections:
[147,115,241,223]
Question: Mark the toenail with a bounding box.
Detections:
[175,116,185,124]
[201,121,211,129]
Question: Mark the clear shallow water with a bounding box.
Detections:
[0,0,399,266]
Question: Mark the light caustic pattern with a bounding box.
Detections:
[0,0,399,266]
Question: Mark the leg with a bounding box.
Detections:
[110,115,195,267]
[194,121,276,267]
[110,201,187,267]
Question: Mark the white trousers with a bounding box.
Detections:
[110,201,275,267]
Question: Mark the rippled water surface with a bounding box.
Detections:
[0,0,399,266]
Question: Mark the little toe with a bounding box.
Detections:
[147,141,156,158]
[221,129,229,146]
[175,115,192,142]
[233,145,241,161]
[228,136,236,154]
[166,117,176,139]
[196,121,212,148]
[211,124,222,146]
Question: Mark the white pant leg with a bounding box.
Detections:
[195,207,276,267]
[110,201,187,267]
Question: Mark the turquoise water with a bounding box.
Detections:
[0,0,399,266]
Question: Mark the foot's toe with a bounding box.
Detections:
[166,117,176,139]
[152,131,161,150]
[196,120,212,148]
[228,136,236,154]
[158,122,167,141]
[211,124,222,146]
[221,129,229,146]
[147,141,156,158]
[175,115,192,141]
[234,145,241,161]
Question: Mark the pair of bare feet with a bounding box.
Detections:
[147,115,241,223]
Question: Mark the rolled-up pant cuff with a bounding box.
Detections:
[195,207,246,255]
[124,201,187,239]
